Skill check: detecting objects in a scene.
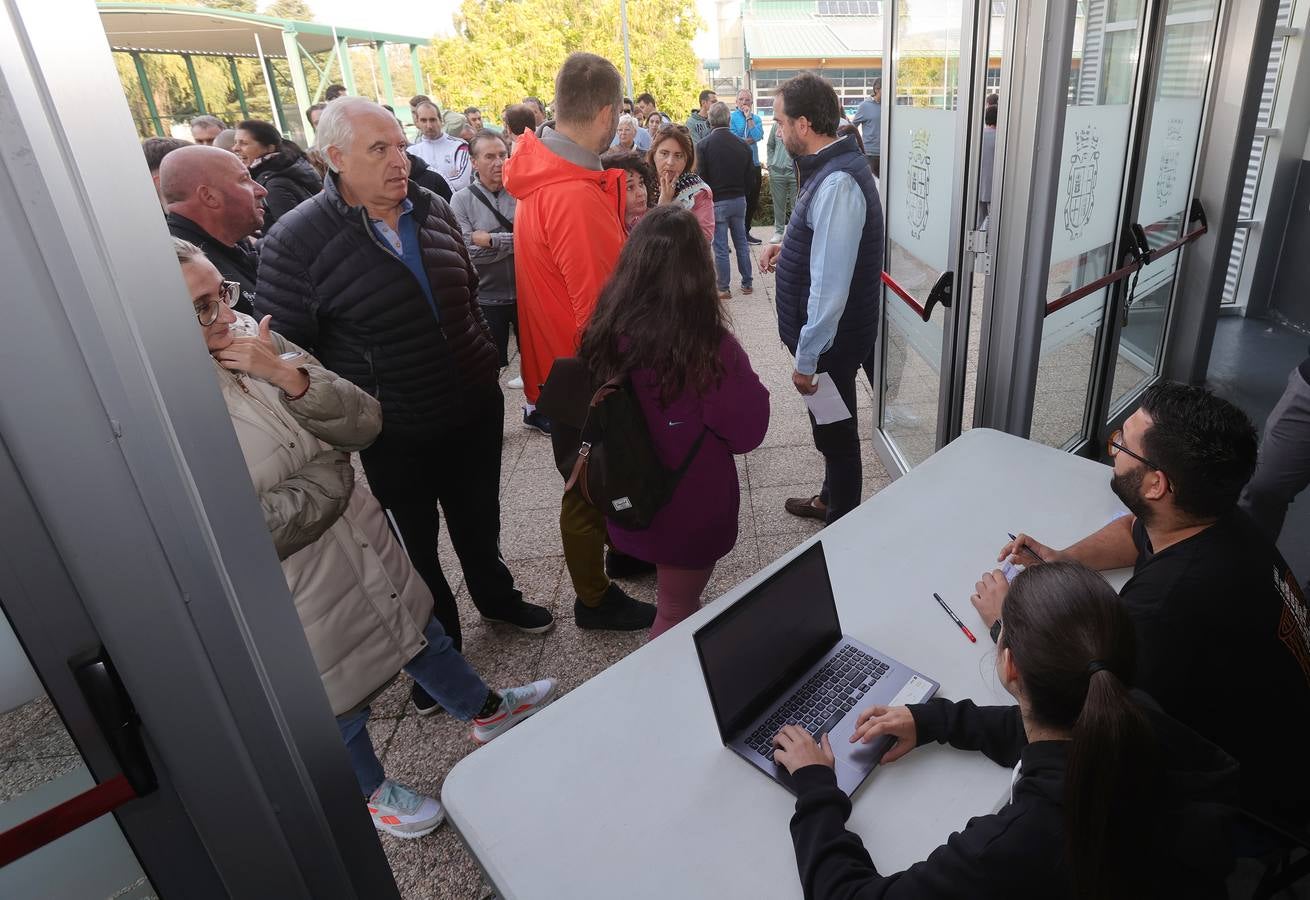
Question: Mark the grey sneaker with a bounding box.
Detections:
[367,779,445,839]
[471,678,558,745]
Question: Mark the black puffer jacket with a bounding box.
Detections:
[254,174,499,443]
[251,148,323,229]
[407,152,452,201]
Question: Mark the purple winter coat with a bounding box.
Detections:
[608,332,770,568]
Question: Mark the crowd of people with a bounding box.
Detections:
[139,49,1310,899]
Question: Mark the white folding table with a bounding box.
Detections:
[443,429,1130,899]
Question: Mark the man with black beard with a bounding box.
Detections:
[969,383,1310,827]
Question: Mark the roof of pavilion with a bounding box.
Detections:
[97,2,430,58]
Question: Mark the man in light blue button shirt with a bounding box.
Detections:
[760,73,884,525]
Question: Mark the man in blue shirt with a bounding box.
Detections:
[759,74,883,525]
[850,78,881,177]
[730,88,765,244]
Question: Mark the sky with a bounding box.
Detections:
[289,0,721,57]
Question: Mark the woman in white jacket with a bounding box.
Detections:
[174,238,556,839]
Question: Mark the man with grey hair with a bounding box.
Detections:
[410,100,471,191]
[190,114,226,145]
[256,99,554,714]
[162,144,266,314]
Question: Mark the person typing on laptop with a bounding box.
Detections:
[774,563,1238,899]
[973,382,1310,825]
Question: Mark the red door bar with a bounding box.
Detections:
[881,271,929,321]
[0,773,138,867]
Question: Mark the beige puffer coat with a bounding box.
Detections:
[217,314,433,716]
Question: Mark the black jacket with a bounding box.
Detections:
[254,174,499,444]
[696,126,753,201]
[251,150,322,230]
[166,211,258,316]
[788,694,1239,899]
[407,152,452,201]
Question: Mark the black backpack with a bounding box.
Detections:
[537,357,706,530]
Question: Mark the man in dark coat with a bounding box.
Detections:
[161,144,267,315]
[255,98,554,716]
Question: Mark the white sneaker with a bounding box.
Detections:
[769,233,783,244]
[367,779,445,838]
[507,375,524,390]
[471,678,558,745]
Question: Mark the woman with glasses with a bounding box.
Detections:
[174,238,556,839]
[648,123,715,242]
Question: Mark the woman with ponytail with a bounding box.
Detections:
[772,562,1240,899]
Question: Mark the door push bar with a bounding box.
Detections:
[882,271,954,323]
[1044,199,1208,318]
[0,648,158,868]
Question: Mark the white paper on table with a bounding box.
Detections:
[803,373,852,425]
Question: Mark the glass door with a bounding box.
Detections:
[876,0,986,470]
[1103,0,1219,420]
[1026,0,1220,452]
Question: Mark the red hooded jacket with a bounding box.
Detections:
[503,129,626,403]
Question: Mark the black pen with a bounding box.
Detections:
[1007,533,1046,563]
[932,592,976,643]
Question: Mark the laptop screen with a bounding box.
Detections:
[693,542,842,743]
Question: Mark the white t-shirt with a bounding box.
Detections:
[409,133,471,192]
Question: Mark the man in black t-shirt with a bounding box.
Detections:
[973,382,1310,825]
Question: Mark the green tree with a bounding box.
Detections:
[420,0,705,125]
[263,0,314,20]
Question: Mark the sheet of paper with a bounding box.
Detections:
[803,373,852,425]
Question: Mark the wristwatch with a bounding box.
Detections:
[989,618,1002,644]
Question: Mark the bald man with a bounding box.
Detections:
[161,145,267,314]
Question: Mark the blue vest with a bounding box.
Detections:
[774,135,883,370]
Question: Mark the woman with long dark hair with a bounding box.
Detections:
[579,206,769,638]
[648,123,715,242]
[774,561,1238,899]
[233,119,322,230]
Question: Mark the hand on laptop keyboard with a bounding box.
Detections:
[745,647,890,763]
[772,725,835,775]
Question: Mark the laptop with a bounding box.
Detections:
[693,541,939,796]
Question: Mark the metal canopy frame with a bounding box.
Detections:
[97,3,430,138]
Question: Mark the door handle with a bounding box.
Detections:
[70,647,157,797]
[0,649,157,867]
[922,271,953,321]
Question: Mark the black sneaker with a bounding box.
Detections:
[574,583,657,631]
[522,408,552,435]
[605,549,657,579]
[481,599,556,634]
[746,234,762,245]
[411,681,443,717]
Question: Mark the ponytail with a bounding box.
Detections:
[1066,665,1159,900]
[1000,563,1162,900]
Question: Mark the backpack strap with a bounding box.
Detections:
[562,378,624,494]
[467,183,515,233]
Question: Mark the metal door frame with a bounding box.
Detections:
[1,2,401,895]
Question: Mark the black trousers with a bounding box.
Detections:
[480,301,518,369]
[810,366,862,525]
[360,385,519,651]
[745,166,762,232]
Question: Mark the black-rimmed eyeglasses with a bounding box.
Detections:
[195,281,241,326]
[1107,428,1168,477]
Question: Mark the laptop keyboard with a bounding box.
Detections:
[745,646,889,764]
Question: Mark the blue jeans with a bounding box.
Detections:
[712,196,752,292]
[335,616,489,797]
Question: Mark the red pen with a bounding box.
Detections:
[932,592,977,643]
